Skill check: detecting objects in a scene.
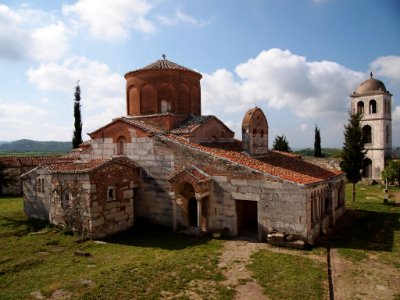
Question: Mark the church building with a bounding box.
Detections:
[22,56,346,244]
[351,73,393,179]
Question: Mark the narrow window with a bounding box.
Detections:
[107,187,116,201]
[386,125,389,144]
[369,99,377,114]
[357,101,364,114]
[41,178,44,193]
[62,189,70,207]
[116,136,127,155]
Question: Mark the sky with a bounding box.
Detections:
[0,0,399,148]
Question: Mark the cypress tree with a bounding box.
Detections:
[340,113,366,202]
[72,81,83,149]
[314,125,322,157]
[272,135,292,152]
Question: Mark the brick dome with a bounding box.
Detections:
[125,56,202,117]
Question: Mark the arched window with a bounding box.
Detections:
[41,178,44,193]
[260,130,264,137]
[362,125,372,144]
[386,125,389,144]
[116,136,127,155]
[252,129,257,137]
[384,99,387,115]
[357,101,364,114]
[369,100,377,114]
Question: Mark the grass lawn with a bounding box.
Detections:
[0,197,232,299]
[248,250,327,300]
[1,183,399,299]
[332,184,400,266]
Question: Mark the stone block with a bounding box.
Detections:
[231,179,248,186]
[231,192,260,201]
[91,217,104,227]
[213,176,228,183]
[90,205,103,213]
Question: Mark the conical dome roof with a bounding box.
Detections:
[125,55,201,78]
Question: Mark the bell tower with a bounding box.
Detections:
[350,72,392,179]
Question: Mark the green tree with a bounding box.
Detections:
[273,135,292,152]
[72,81,83,149]
[340,113,366,202]
[381,160,400,186]
[314,125,322,157]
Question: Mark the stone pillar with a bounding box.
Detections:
[169,191,178,232]
[196,196,202,230]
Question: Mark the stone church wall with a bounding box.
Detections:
[22,167,52,220]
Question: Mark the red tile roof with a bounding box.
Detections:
[170,115,215,134]
[168,165,211,182]
[0,156,20,167]
[165,135,342,185]
[0,155,74,168]
[46,157,137,174]
[124,57,201,78]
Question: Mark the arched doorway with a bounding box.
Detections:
[363,158,372,178]
[176,181,198,228]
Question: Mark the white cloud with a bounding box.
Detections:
[370,55,400,84]
[0,100,53,140]
[202,48,364,119]
[0,4,69,62]
[30,22,70,61]
[393,106,400,141]
[26,56,125,134]
[62,0,155,41]
[157,9,210,27]
[297,124,309,131]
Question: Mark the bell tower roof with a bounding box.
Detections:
[352,72,390,96]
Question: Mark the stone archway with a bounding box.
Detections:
[363,158,372,178]
[168,166,211,233]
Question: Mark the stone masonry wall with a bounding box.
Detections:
[89,163,137,238]
[49,173,92,235]
[23,167,52,220]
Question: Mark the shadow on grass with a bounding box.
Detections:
[102,219,213,250]
[327,208,400,252]
[0,216,48,237]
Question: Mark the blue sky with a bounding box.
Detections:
[0,0,399,148]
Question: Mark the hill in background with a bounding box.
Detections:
[0,139,72,154]
[294,148,342,158]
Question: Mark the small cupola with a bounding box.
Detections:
[242,107,268,156]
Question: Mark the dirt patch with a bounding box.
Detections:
[331,248,400,299]
[218,240,269,300]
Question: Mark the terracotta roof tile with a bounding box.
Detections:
[46,157,137,174]
[125,57,201,78]
[165,135,342,185]
[0,156,21,167]
[119,117,165,133]
[170,115,215,134]
[168,165,210,182]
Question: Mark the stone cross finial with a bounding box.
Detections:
[162,54,166,60]
[370,71,373,79]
